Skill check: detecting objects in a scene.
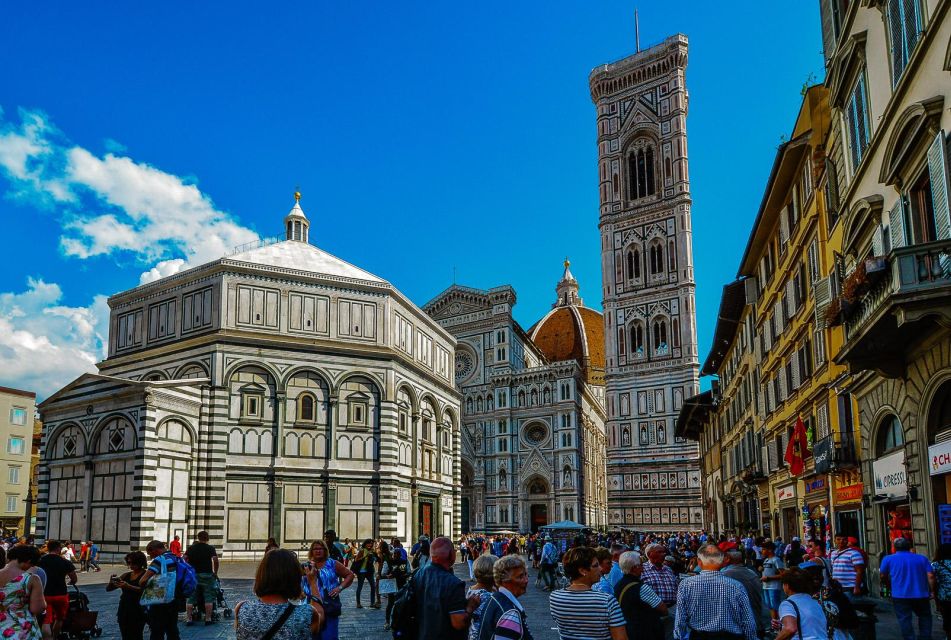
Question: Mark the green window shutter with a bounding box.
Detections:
[928,130,951,241]
[888,198,906,249]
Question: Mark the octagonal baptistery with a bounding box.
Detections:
[36,195,461,560]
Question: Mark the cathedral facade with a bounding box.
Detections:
[590,35,703,529]
[37,196,460,559]
[424,264,608,534]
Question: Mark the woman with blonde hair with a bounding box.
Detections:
[304,539,354,640]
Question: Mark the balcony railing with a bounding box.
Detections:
[845,239,951,341]
[836,239,951,376]
[814,431,858,472]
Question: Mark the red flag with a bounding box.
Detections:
[784,416,811,476]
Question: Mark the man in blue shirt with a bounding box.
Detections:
[880,537,934,640]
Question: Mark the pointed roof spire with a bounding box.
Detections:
[554,257,582,308]
[284,190,310,243]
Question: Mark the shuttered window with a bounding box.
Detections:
[845,73,872,172]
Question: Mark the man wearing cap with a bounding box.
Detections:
[831,534,865,599]
[880,537,934,640]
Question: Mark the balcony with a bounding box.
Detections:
[740,457,767,484]
[813,431,859,473]
[836,239,951,377]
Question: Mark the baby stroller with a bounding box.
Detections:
[61,585,103,638]
[188,575,231,623]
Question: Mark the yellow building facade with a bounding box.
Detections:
[680,86,870,541]
[0,387,36,535]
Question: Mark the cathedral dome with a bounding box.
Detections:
[528,260,605,384]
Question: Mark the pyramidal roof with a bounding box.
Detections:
[226,239,386,284]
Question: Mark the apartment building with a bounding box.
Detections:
[0,387,35,535]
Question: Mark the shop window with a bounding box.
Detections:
[877,414,904,455]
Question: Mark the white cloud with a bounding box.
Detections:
[0,108,262,398]
[0,109,260,281]
[0,278,108,400]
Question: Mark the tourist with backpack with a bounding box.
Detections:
[184,530,220,626]
[139,539,198,640]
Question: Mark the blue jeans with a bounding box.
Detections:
[893,597,932,640]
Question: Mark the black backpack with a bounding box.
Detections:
[390,575,418,640]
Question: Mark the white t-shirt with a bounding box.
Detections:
[778,593,827,640]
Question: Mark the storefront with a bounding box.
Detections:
[776,483,798,542]
[872,449,911,552]
[803,476,829,548]
[928,438,951,545]
[832,475,864,545]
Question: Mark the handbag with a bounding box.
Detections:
[140,556,177,606]
[262,604,296,640]
[317,564,342,618]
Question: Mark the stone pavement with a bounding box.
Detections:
[74,561,940,639]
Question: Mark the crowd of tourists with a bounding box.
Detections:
[6,526,947,640]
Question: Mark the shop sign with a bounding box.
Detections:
[835,483,863,504]
[929,439,951,476]
[776,484,796,502]
[813,437,833,474]
[805,477,827,495]
[873,450,907,499]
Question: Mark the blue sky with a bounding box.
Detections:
[0,1,823,398]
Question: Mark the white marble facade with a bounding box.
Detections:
[424,265,608,534]
[37,197,460,559]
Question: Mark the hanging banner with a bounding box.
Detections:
[873,450,907,499]
[813,437,834,474]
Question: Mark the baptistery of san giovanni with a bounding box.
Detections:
[37,195,460,559]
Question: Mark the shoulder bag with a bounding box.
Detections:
[261,603,296,640]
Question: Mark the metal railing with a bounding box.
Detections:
[845,239,951,341]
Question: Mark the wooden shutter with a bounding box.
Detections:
[774,300,784,333]
[814,276,831,329]
[786,280,797,316]
[872,223,884,256]
[779,368,787,401]
[780,209,791,246]
[745,277,759,305]
[889,198,906,249]
[819,0,838,61]
[757,385,766,418]
[791,352,801,389]
[815,328,827,365]
[817,402,830,440]
[767,437,778,472]
[929,130,951,241]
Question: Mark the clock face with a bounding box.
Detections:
[455,349,475,384]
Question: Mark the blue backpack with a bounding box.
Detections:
[175,556,198,598]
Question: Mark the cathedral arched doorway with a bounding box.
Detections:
[527,477,550,532]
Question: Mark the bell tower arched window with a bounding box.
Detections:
[649,242,665,275]
[627,143,657,200]
[630,322,645,354]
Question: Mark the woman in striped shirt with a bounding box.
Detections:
[549,547,627,640]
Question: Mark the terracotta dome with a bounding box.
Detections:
[529,305,605,384]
